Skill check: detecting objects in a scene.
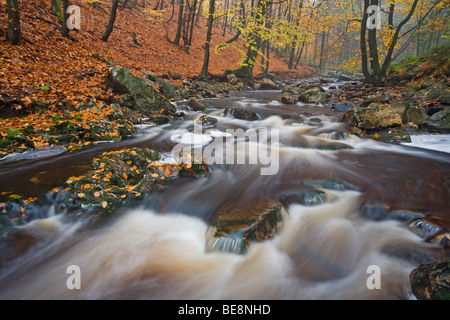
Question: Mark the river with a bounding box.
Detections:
[0,82,448,300]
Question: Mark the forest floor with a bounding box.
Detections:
[0,0,312,110]
[0,0,316,156]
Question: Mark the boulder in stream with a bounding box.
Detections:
[298,87,323,104]
[256,78,279,90]
[224,107,261,121]
[205,200,287,254]
[342,100,427,131]
[410,258,450,300]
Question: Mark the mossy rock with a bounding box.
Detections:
[410,258,450,300]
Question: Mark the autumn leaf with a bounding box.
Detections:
[102,201,108,208]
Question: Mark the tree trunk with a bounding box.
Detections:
[288,0,303,70]
[6,0,21,45]
[360,0,419,84]
[174,0,185,45]
[234,0,268,80]
[61,0,70,37]
[188,0,198,46]
[102,0,120,41]
[200,0,216,78]
[360,0,374,83]
[318,31,325,72]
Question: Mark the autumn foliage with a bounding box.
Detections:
[0,0,294,111]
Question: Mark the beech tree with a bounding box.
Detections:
[61,0,70,37]
[360,0,420,84]
[102,0,120,41]
[233,0,268,80]
[200,0,216,78]
[6,0,21,45]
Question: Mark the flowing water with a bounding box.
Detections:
[0,83,449,300]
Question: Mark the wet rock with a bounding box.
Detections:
[281,95,296,105]
[386,210,426,223]
[408,218,444,241]
[332,102,353,112]
[368,125,419,144]
[279,190,328,207]
[62,147,163,212]
[205,200,287,254]
[224,107,261,121]
[196,115,218,129]
[298,87,323,104]
[187,98,205,112]
[282,86,300,95]
[342,100,421,131]
[257,78,279,90]
[425,109,450,132]
[410,258,450,300]
[174,147,210,178]
[303,179,358,191]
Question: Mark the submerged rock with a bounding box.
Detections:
[205,200,287,254]
[224,107,261,121]
[279,190,328,207]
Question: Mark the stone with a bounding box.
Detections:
[227,73,238,85]
[257,78,279,90]
[224,107,261,121]
[342,100,412,130]
[298,87,323,104]
[196,115,218,129]
[187,98,205,111]
[410,258,450,300]
[282,86,300,95]
[414,83,450,105]
[425,109,450,131]
[156,78,181,99]
[332,102,353,112]
[281,95,296,104]
[107,66,175,114]
[402,104,427,126]
[205,200,287,254]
